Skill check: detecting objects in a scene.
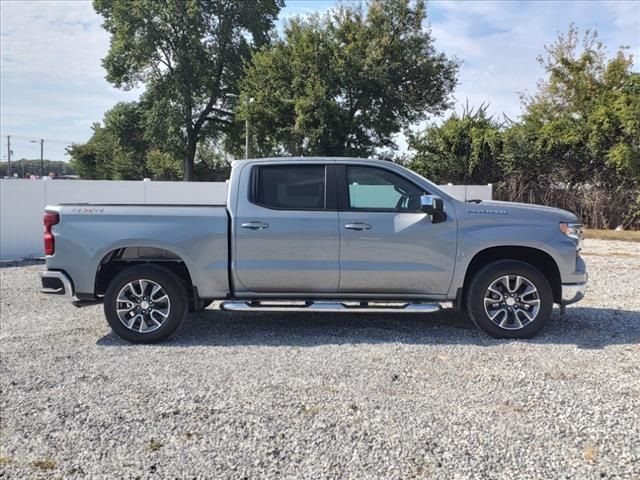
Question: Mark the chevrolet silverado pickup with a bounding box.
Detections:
[40,158,587,343]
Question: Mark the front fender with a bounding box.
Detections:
[448,218,581,298]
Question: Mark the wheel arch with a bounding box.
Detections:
[461,246,562,308]
[94,246,199,308]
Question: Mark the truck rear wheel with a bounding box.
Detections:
[104,264,188,343]
[466,260,553,339]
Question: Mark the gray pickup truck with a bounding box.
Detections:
[40,157,587,343]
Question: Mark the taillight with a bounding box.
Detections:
[44,211,59,255]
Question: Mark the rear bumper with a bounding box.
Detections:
[40,270,74,299]
[561,275,587,305]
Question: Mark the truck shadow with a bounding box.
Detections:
[97,306,640,349]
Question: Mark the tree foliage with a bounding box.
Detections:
[94,0,282,179]
[407,104,502,184]
[519,26,640,186]
[236,0,458,158]
[69,102,148,180]
[408,26,639,228]
[68,99,231,181]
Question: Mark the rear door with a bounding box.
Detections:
[337,164,457,295]
[233,162,340,294]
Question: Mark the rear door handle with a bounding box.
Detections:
[344,223,372,231]
[241,221,269,230]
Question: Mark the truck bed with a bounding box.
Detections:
[56,202,226,207]
[45,204,230,299]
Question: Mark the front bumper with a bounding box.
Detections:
[561,274,587,305]
[40,270,74,299]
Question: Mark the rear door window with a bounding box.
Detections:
[254,165,326,210]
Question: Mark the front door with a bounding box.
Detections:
[233,163,340,294]
[338,164,457,295]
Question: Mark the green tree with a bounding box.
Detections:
[407,104,503,184]
[517,25,640,187]
[68,99,231,181]
[145,149,182,180]
[237,0,458,157]
[68,101,151,180]
[499,26,640,227]
[94,0,282,180]
[67,122,121,180]
[193,142,232,181]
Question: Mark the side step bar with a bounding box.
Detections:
[220,300,441,313]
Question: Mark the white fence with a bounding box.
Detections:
[0,179,491,260]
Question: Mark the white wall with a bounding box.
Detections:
[0,179,491,260]
[0,179,228,260]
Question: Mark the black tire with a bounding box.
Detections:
[104,264,188,343]
[466,260,553,339]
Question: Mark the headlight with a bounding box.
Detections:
[559,222,584,250]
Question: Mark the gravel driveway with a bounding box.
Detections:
[1,239,639,479]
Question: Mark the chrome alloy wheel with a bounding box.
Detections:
[483,275,541,330]
[116,279,171,333]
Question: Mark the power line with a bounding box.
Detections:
[0,134,80,145]
[3,134,70,179]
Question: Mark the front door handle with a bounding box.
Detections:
[241,221,269,230]
[344,223,372,231]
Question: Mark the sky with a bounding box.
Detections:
[1,0,638,162]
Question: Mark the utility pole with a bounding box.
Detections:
[245,97,254,159]
[30,138,46,177]
[6,135,10,178]
[40,139,44,177]
[245,115,249,159]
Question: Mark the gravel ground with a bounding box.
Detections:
[1,239,639,479]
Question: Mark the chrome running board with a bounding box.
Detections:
[220,300,441,313]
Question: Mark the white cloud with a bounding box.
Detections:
[0,0,141,160]
[1,0,108,81]
[427,0,640,124]
[602,0,640,29]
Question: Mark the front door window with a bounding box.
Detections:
[347,166,424,211]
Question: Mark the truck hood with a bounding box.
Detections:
[466,200,579,222]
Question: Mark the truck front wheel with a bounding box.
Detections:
[104,264,188,343]
[466,260,553,339]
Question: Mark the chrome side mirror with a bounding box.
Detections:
[420,195,446,223]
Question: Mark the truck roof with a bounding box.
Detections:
[231,157,392,167]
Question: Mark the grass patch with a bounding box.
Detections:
[583,443,598,463]
[544,371,577,381]
[298,405,321,416]
[320,385,339,394]
[32,458,57,470]
[495,401,525,414]
[585,229,640,242]
[146,439,163,452]
[0,456,13,465]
